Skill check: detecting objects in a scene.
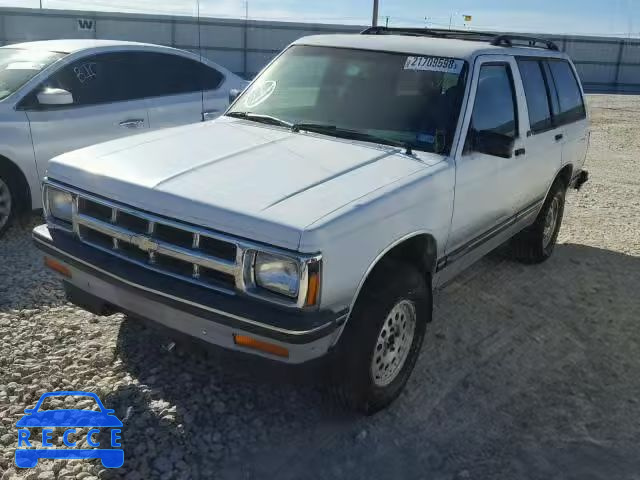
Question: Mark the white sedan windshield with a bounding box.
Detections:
[0,48,66,100]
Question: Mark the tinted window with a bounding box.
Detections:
[517,59,552,133]
[142,53,223,96]
[41,52,147,106]
[546,60,586,125]
[200,63,224,90]
[470,64,517,138]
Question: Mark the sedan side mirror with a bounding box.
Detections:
[471,129,514,158]
[37,87,74,106]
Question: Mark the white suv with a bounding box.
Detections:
[0,39,247,237]
[33,28,589,414]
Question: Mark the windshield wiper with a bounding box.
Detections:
[292,122,413,155]
[226,111,293,129]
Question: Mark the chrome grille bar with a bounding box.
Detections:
[75,214,237,275]
[71,194,239,292]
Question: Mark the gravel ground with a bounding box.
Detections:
[1,94,639,480]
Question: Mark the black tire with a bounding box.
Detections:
[510,180,566,264]
[0,168,16,239]
[330,260,431,415]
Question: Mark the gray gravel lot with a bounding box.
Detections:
[1,94,639,480]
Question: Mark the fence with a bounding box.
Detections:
[1,6,640,93]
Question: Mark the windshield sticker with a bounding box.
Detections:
[404,56,464,74]
[6,62,45,70]
[244,80,277,108]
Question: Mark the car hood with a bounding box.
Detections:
[16,410,123,427]
[47,118,441,250]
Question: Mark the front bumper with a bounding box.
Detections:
[33,225,345,364]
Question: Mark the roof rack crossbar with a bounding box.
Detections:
[361,27,560,51]
[490,34,559,51]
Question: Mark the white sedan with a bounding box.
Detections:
[0,39,247,237]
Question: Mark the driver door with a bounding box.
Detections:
[445,56,525,264]
[20,51,150,178]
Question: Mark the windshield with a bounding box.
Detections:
[0,48,66,100]
[228,45,467,154]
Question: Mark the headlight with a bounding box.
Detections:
[254,252,300,298]
[47,187,73,223]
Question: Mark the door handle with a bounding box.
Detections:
[555,133,564,141]
[514,148,526,157]
[119,119,145,129]
[202,110,220,121]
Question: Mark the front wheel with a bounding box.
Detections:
[510,180,566,264]
[331,261,431,415]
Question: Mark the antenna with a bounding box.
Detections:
[197,0,204,120]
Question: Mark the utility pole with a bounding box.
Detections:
[39,0,42,8]
[372,0,379,27]
[385,16,389,27]
[243,0,249,78]
[449,13,453,30]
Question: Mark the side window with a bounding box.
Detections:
[517,59,553,133]
[465,63,518,158]
[200,63,224,90]
[142,53,208,96]
[471,64,518,138]
[33,52,147,107]
[546,60,586,125]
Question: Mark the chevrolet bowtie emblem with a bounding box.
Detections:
[134,235,159,252]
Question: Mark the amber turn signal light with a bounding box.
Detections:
[44,257,71,278]
[305,271,320,306]
[233,334,289,358]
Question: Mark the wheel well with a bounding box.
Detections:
[556,164,573,189]
[0,155,31,213]
[362,234,437,291]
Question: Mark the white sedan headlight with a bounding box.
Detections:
[254,252,300,298]
[46,187,73,223]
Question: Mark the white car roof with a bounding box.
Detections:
[293,34,568,61]
[1,39,163,54]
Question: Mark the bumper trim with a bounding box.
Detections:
[33,226,342,344]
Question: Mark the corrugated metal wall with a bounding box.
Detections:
[1,6,639,92]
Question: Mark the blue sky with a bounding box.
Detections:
[0,0,638,37]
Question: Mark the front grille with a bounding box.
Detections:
[74,196,238,292]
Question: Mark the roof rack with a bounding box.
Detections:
[360,27,560,51]
[490,34,559,51]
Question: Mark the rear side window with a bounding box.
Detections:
[200,63,224,90]
[546,60,586,125]
[142,53,223,97]
[470,64,518,139]
[517,59,552,133]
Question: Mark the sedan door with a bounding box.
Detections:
[20,51,149,176]
[143,53,228,129]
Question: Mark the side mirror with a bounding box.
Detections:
[228,88,242,104]
[471,129,514,158]
[37,87,73,106]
